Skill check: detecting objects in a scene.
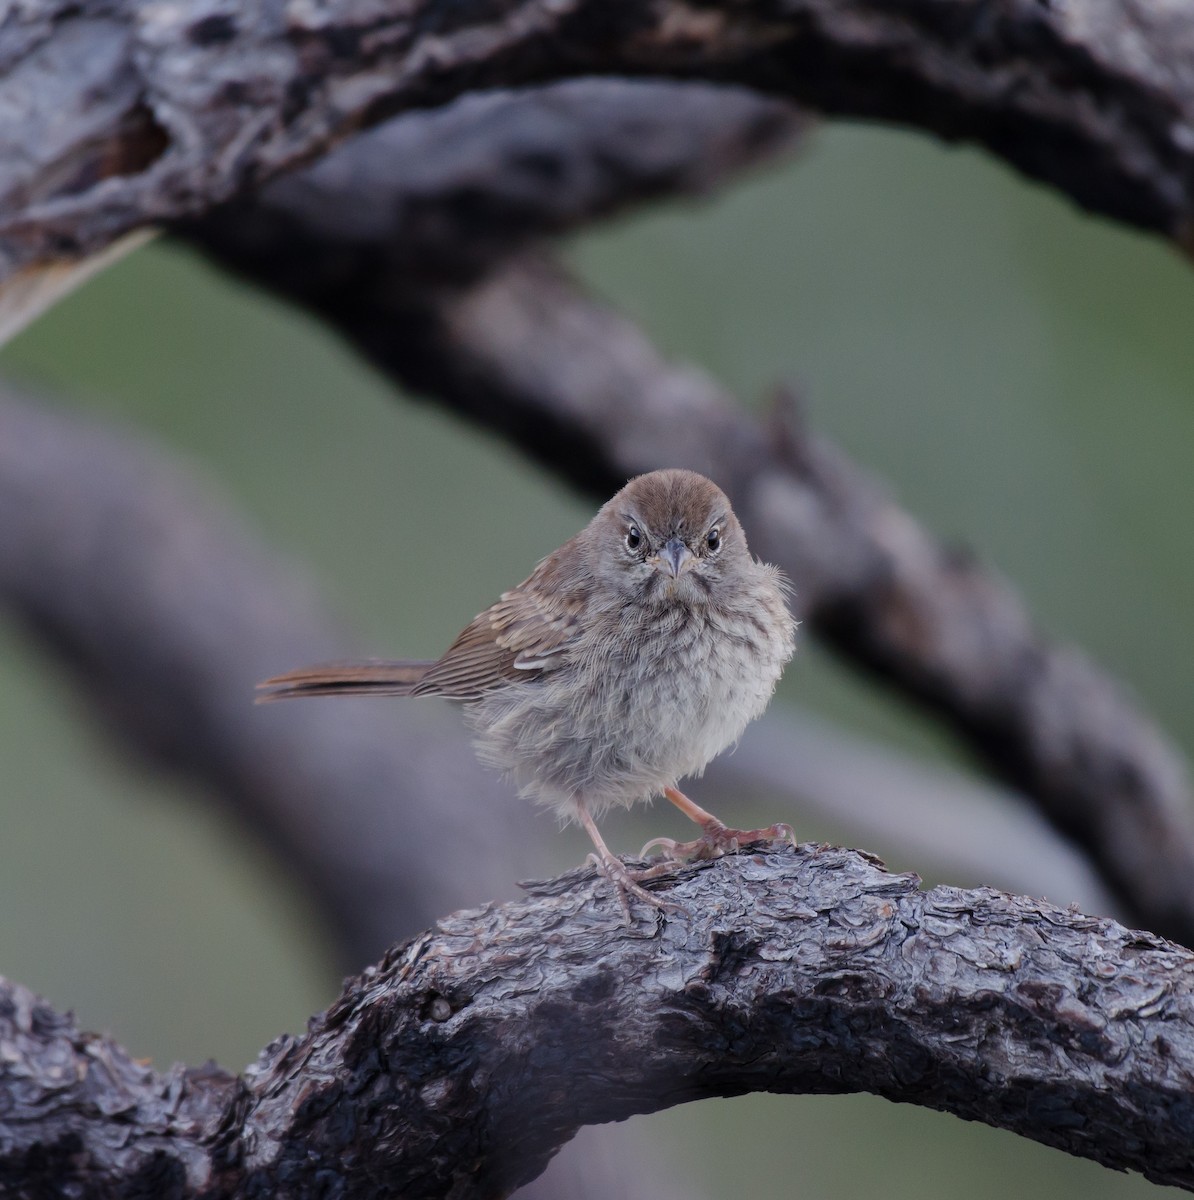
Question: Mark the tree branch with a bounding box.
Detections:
[5,0,1194,289]
[236,79,806,284]
[0,392,545,959]
[5,846,1194,1198]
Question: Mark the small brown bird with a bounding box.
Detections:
[259,469,797,918]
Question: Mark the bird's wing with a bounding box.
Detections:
[414,563,585,701]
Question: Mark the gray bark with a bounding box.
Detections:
[5,0,1194,287]
[4,846,1193,1198]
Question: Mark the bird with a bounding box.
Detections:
[258,469,797,920]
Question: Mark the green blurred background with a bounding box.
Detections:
[2,122,1191,1196]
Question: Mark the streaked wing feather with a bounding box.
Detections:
[414,569,583,700]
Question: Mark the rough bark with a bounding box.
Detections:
[6,0,1194,288]
[4,3,1194,1191]
[4,845,1194,1199]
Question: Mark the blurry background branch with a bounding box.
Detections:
[4,847,1194,1199]
[5,0,1194,291]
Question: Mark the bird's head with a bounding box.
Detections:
[589,468,749,607]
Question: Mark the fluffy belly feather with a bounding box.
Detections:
[466,596,790,819]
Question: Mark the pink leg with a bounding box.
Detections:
[575,801,683,924]
[640,786,795,862]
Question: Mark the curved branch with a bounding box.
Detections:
[0,392,533,960]
[4,846,1194,1197]
[4,0,1194,288]
[240,80,805,283]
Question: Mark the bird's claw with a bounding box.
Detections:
[641,820,796,864]
[586,852,685,925]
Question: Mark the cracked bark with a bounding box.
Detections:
[4,846,1194,1199]
[5,0,1194,288]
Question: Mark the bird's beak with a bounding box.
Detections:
[652,535,695,579]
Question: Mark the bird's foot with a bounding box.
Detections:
[586,851,686,925]
[640,818,795,863]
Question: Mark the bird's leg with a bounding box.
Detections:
[640,786,795,862]
[575,801,683,923]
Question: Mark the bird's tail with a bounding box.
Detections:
[256,659,436,702]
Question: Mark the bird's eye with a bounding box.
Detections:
[625,526,643,552]
[706,526,722,553]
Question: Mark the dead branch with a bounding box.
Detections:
[5,0,1194,289]
[0,392,528,957]
[3,845,1194,1198]
[228,79,806,284]
[6,3,1193,1194]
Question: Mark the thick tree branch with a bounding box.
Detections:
[4,846,1194,1198]
[237,80,806,284]
[5,0,1194,289]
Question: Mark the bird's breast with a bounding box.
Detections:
[465,582,793,814]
